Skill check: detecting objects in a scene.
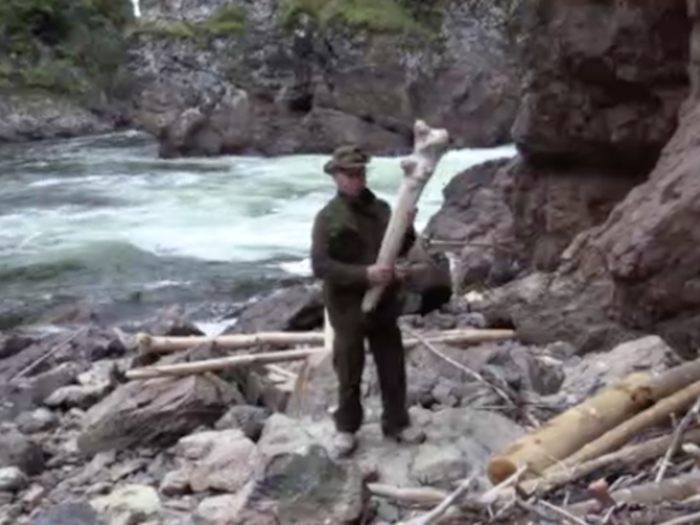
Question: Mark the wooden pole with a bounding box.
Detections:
[362,120,450,313]
[136,328,516,354]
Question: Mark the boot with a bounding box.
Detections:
[331,432,358,458]
[384,426,426,445]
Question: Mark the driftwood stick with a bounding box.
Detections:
[527,427,700,496]
[658,511,700,525]
[567,471,700,515]
[656,394,700,482]
[137,328,515,354]
[368,484,449,508]
[362,120,450,313]
[400,477,476,525]
[126,348,324,380]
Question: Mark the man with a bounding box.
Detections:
[310,144,426,457]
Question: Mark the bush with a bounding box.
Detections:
[0,0,133,97]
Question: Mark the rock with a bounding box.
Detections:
[0,332,35,360]
[90,485,161,525]
[225,284,323,334]
[0,430,45,476]
[170,429,259,493]
[0,93,115,144]
[0,467,28,492]
[77,375,243,455]
[512,0,690,171]
[44,382,112,411]
[556,336,679,406]
[146,305,205,337]
[16,409,59,435]
[214,406,271,442]
[29,501,103,525]
[0,363,83,423]
[195,489,251,525]
[22,484,45,509]
[251,444,365,525]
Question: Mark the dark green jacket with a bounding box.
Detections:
[310,188,416,321]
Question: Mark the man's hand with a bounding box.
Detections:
[366,264,395,285]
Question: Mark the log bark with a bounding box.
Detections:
[137,328,515,354]
[567,471,700,516]
[524,427,700,496]
[560,380,700,468]
[487,357,700,485]
[362,120,450,313]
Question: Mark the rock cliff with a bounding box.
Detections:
[429,0,700,356]
[127,0,521,157]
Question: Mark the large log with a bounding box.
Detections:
[137,328,516,354]
[560,380,700,467]
[362,120,450,313]
[486,371,653,485]
[524,427,700,496]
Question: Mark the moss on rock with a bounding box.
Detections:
[128,5,247,41]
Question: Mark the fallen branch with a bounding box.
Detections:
[567,471,700,515]
[136,328,515,354]
[525,427,700,497]
[656,394,700,482]
[126,348,324,380]
[362,120,450,313]
[658,510,700,525]
[398,477,476,525]
[368,484,449,508]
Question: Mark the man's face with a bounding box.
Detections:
[333,167,367,197]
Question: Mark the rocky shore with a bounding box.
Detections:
[0,288,686,525]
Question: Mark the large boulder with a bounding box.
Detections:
[128,0,520,156]
[512,0,690,171]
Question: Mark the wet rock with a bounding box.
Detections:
[226,284,323,334]
[195,489,251,525]
[147,305,205,337]
[16,408,59,435]
[90,484,161,525]
[0,332,35,360]
[44,383,112,411]
[78,375,242,455]
[0,430,45,475]
[0,467,28,492]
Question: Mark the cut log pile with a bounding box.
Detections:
[380,358,700,525]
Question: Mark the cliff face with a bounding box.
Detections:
[446,0,700,357]
[0,0,135,142]
[127,0,521,157]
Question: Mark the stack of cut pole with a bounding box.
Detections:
[125,327,517,380]
[486,357,700,496]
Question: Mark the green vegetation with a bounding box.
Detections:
[278,0,440,35]
[0,0,133,97]
[128,5,247,41]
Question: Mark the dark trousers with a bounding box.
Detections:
[331,311,410,435]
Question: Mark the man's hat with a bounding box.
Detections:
[323,145,370,175]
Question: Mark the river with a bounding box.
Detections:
[0,130,516,327]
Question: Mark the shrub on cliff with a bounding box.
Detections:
[0,0,134,100]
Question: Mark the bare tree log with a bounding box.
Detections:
[126,348,324,380]
[561,380,700,468]
[362,120,450,313]
[487,371,655,484]
[136,328,515,354]
[488,358,700,485]
[524,427,700,496]
[566,471,700,516]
